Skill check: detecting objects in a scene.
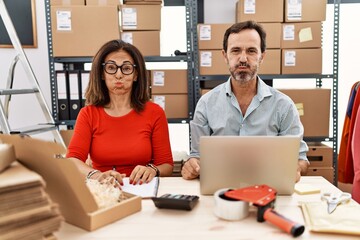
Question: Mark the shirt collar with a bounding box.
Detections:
[225,76,273,101]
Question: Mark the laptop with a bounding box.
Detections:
[199,135,301,195]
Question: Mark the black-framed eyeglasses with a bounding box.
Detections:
[102,62,136,75]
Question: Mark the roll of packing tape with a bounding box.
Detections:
[214,188,249,221]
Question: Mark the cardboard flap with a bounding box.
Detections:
[0,134,99,214]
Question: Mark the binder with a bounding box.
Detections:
[68,71,81,120]
[80,71,90,107]
[55,71,69,121]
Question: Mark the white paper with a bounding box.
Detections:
[81,72,90,100]
[287,0,302,21]
[121,177,159,198]
[283,25,295,41]
[153,96,165,110]
[56,73,67,99]
[199,25,211,41]
[56,11,71,31]
[200,51,212,67]
[121,32,133,44]
[284,50,296,66]
[152,71,165,86]
[244,0,256,14]
[122,8,137,29]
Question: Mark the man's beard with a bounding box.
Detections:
[230,62,258,84]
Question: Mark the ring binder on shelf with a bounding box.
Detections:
[55,71,69,121]
[68,71,81,120]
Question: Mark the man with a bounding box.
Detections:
[181,21,309,181]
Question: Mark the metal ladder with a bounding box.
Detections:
[0,0,65,147]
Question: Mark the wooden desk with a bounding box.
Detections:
[55,177,358,239]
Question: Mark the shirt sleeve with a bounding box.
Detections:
[280,101,309,161]
[151,105,174,166]
[189,98,211,158]
[66,107,92,162]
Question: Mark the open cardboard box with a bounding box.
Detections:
[0,134,141,231]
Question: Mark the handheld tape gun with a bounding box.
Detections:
[219,185,305,237]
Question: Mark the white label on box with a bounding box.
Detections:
[56,11,71,31]
[287,0,302,21]
[121,32,133,44]
[153,96,165,110]
[122,8,137,29]
[284,50,296,66]
[199,25,211,41]
[244,0,256,14]
[200,51,212,67]
[299,27,313,42]
[152,71,165,86]
[283,25,295,41]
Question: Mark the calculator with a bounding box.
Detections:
[151,194,199,211]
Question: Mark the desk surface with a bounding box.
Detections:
[55,177,358,240]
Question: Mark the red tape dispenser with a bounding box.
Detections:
[225,185,305,237]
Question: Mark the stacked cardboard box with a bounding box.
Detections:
[306,142,334,183]
[235,0,327,74]
[0,162,63,239]
[120,1,162,56]
[50,0,120,57]
[150,69,188,118]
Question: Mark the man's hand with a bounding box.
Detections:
[181,158,200,180]
[296,159,309,183]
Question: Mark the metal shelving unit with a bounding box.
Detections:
[190,0,341,184]
[45,0,196,126]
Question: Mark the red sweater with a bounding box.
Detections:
[66,102,173,176]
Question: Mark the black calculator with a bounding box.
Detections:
[151,194,199,211]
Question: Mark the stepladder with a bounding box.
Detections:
[0,0,65,147]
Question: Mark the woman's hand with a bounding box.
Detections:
[129,165,157,185]
[89,170,126,189]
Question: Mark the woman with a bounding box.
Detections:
[67,40,173,187]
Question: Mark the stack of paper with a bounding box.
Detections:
[0,162,63,240]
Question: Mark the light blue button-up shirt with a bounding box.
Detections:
[190,77,308,161]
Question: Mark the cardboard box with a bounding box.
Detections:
[281,22,322,49]
[306,167,334,183]
[0,134,142,231]
[51,6,119,57]
[51,0,85,5]
[197,24,231,50]
[285,0,327,22]
[151,94,188,119]
[259,49,281,75]
[150,70,188,94]
[236,0,284,23]
[120,5,161,31]
[307,143,333,168]
[121,31,160,56]
[281,48,322,74]
[261,23,281,49]
[199,50,228,75]
[278,89,331,137]
[86,0,120,5]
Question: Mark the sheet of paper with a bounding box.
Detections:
[121,177,159,199]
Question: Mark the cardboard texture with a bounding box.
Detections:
[285,0,327,22]
[60,129,74,148]
[306,167,334,183]
[150,70,188,94]
[151,94,188,119]
[278,89,331,137]
[258,49,281,75]
[120,5,161,30]
[86,0,120,5]
[0,144,16,173]
[261,23,281,49]
[197,24,232,50]
[236,0,284,23]
[124,0,162,5]
[121,31,160,56]
[307,143,333,168]
[281,22,322,49]
[0,134,142,231]
[199,50,228,75]
[51,6,119,57]
[281,48,322,74]
[51,0,85,5]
